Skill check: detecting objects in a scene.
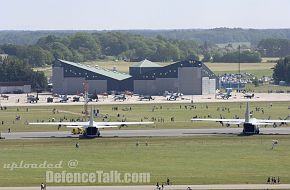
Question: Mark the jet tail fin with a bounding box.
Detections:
[89,106,94,126]
[245,101,250,123]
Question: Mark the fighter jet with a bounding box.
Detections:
[114,94,126,101]
[216,88,232,99]
[139,95,154,101]
[243,93,255,99]
[87,93,98,102]
[1,94,9,100]
[191,102,290,135]
[27,93,39,103]
[164,91,183,101]
[59,95,69,103]
[29,108,154,138]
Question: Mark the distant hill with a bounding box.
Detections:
[0,30,85,45]
[126,28,290,45]
[1,28,290,45]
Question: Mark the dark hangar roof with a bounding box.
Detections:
[57,59,131,80]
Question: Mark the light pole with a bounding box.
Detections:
[238,45,241,92]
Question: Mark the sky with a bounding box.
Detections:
[1,0,290,30]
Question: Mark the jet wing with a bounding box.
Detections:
[66,125,120,129]
[222,121,243,125]
[93,121,154,127]
[250,122,275,126]
[94,126,120,129]
[29,121,154,128]
[29,122,88,126]
[254,119,290,124]
[191,118,244,125]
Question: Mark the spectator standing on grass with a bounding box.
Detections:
[166,177,170,185]
[40,183,44,190]
[267,176,270,184]
[271,176,274,184]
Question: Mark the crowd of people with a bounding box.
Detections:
[156,178,171,190]
[267,176,280,184]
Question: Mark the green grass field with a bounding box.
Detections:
[0,136,290,186]
[1,102,290,186]
[1,101,290,133]
[205,62,276,78]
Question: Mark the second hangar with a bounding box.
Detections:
[52,59,218,95]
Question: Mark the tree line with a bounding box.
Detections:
[129,28,290,45]
[210,51,262,63]
[257,38,290,57]
[0,58,47,89]
[0,32,200,66]
[1,31,290,67]
[1,29,290,45]
[0,32,199,66]
[273,56,290,84]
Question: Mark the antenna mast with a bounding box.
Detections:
[83,81,89,117]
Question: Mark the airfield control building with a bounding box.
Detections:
[52,59,218,95]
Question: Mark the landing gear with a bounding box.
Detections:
[82,127,100,138]
[243,123,259,135]
[256,127,260,134]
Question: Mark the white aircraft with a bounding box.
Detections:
[243,92,255,99]
[216,88,232,99]
[191,102,290,135]
[59,95,69,103]
[163,91,183,101]
[30,108,154,138]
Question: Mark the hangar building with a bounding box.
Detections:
[52,59,132,94]
[0,82,31,94]
[52,59,218,95]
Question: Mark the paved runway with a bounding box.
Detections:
[2,127,290,139]
[1,184,290,190]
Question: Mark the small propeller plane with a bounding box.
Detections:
[30,108,154,138]
[191,102,290,135]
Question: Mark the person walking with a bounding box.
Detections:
[40,183,44,190]
[166,177,170,185]
[156,182,159,189]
